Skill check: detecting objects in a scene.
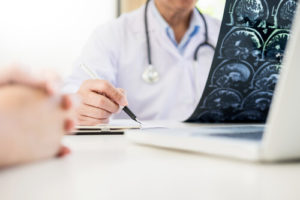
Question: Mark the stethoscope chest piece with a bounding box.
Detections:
[142,65,160,84]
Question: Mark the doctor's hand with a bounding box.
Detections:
[76,79,128,125]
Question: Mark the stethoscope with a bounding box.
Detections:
[142,0,216,84]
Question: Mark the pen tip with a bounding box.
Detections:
[135,119,142,125]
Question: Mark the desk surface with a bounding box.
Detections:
[1,121,300,200]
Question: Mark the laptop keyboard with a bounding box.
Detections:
[209,131,263,141]
[189,125,265,141]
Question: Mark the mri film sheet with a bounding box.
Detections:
[187,0,298,123]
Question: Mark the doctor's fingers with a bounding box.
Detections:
[77,104,111,119]
[77,115,109,125]
[118,88,126,95]
[83,80,128,106]
[81,91,120,113]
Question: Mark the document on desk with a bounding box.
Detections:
[74,120,165,134]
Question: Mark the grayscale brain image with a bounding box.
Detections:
[187,0,298,123]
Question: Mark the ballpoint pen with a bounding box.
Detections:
[80,64,142,124]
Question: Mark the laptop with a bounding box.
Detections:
[125,5,300,162]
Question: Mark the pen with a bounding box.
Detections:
[80,64,142,124]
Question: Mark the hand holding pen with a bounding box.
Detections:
[76,64,141,125]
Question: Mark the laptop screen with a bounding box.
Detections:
[187,0,298,123]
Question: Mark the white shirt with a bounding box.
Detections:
[63,2,221,121]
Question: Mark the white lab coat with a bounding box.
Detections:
[64,5,221,121]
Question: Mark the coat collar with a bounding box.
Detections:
[127,0,207,59]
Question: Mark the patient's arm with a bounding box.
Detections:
[0,67,74,167]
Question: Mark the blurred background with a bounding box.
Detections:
[0,0,225,76]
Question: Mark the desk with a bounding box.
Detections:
[0,121,300,200]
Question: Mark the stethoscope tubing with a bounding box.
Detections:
[145,0,153,66]
[144,0,215,66]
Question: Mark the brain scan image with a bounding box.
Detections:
[242,90,273,111]
[227,0,269,27]
[211,60,254,89]
[272,0,298,29]
[252,63,281,90]
[196,110,225,122]
[263,30,289,62]
[202,89,242,109]
[231,110,264,121]
[220,28,263,60]
[185,0,298,123]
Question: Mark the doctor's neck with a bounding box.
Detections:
[154,0,195,43]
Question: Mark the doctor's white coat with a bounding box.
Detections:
[64,5,221,121]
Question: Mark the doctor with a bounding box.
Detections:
[64,0,220,125]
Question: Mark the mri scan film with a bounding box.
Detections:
[187,0,298,123]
